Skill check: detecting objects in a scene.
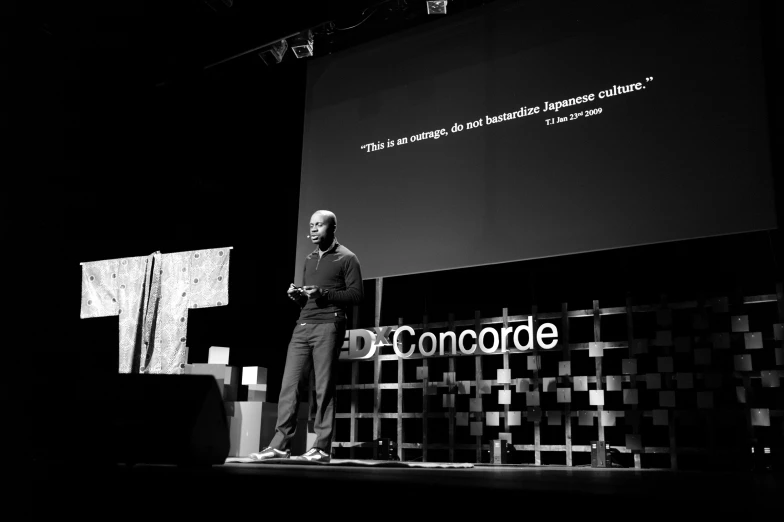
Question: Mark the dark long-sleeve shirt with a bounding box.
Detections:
[295,240,363,323]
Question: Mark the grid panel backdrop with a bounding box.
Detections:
[321,282,784,467]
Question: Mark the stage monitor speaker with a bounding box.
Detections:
[110,374,230,466]
[372,438,398,461]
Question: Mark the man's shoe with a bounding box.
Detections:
[295,448,331,463]
[249,447,290,461]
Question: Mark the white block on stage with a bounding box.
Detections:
[208,346,230,365]
[248,384,267,402]
[242,366,268,385]
[227,401,309,457]
[226,402,278,458]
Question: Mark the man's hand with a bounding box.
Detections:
[287,283,304,301]
[303,285,323,299]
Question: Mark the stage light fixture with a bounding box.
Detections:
[426,1,448,15]
[258,39,288,65]
[290,29,314,58]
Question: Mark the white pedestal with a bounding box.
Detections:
[226,401,311,457]
[208,346,230,365]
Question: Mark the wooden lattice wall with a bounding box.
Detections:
[329,280,784,467]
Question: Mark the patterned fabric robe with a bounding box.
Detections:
[80,247,230,374]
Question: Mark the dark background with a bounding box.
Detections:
[15,0,781,456]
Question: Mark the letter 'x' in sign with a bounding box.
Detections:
[373,326,394,347]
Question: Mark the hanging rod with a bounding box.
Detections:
[80,246,233,265]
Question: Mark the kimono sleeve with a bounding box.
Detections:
[81,258,120,318]
[187,247,230,309]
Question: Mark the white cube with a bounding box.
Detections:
[208,346,230,365]
[242,366,268,385]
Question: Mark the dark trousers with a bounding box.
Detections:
[269,321,345,452]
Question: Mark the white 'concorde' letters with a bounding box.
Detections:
[345,316,558,360]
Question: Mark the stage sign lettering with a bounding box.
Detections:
[340,317,558,360]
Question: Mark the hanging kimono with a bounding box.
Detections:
[80,247,230,374]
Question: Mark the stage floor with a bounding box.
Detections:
[30,459,782,518]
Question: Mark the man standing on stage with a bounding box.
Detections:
[250,210,363,462]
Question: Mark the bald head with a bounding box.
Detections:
[309,210,337,249]
[312,210,337,228]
